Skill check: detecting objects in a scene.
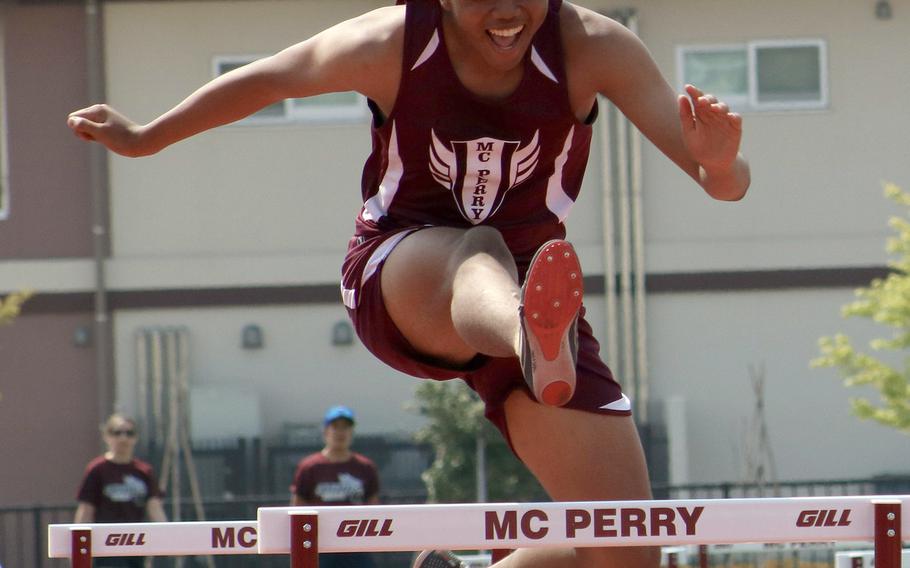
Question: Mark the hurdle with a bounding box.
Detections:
[49,496,908,567]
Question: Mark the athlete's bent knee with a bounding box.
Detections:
[456,226,512,263]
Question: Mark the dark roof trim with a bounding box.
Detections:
[19,266,891,314]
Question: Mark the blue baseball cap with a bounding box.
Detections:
[323,405,355,426]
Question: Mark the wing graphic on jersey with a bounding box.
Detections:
[429,129,540,224]
[429,129,455,189]
[510,130,540,188]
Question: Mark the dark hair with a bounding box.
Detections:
[102,413,137,433]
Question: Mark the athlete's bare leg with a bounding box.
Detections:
[491,391,659,568]
[381,226,522,364]
[384,227,654,567]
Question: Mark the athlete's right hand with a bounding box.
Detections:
[67,104,155,157]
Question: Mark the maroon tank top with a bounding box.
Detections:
[356,0,596,264]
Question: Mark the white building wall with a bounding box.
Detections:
[584,0,910,273]
[94,0,910,482]
[103,0,383,286]
[648,287,910,483]
[113,305,426,437]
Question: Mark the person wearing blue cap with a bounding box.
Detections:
[291,405,380,568]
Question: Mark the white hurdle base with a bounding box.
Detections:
[49,496,908,568]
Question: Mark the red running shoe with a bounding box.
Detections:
[518,240,583,407]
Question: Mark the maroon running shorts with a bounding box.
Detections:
[341,227,632,448]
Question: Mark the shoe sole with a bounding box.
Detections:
[521,240,583,406]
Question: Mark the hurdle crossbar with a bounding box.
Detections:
[259,497,908,553]
[49,496,908,568]
[48,520,259,559]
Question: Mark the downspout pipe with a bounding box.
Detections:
[625,12,650,423]
[85,0,113,423]
[599,99,619,369]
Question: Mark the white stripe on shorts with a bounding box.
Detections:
[340,227,422,310]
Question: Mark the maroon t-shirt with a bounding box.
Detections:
[354,0,594,266]
[76,457,162,523]
[292,453,380,505]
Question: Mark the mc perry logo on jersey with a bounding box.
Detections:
[430,129,540,224]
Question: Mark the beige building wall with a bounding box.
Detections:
[576,0,908,274]
[113,305,428,437]
[103,0,384,288]
[94,0,910,483]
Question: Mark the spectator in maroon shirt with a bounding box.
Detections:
[74,414,166,568]
[292,405,380,568]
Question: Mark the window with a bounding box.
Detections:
[213,56,370,125]
[677,39,828,112]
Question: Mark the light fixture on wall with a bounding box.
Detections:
[876,0,893,20]
[73,325,93,348]
[331,321,354,346]
[241,324,264,349]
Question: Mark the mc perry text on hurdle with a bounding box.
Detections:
[484,506,705,541]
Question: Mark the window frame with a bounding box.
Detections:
[676,38,829,113]
[211,54,370,126]
[675,43,750,110]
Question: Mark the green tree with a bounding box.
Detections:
[411,380,547,503]
[812,183,910,433]
[0,289,33,326]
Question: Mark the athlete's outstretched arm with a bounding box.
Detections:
[565,4,750,201]
[66,6,402,158]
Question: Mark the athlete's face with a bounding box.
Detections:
[441,0,548,71]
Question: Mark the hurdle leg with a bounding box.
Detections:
[874,500,902,568]
[290,513,319,568]
[70,528,92,568]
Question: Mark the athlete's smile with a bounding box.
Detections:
[487,24,524,50]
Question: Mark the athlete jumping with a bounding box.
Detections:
[67,0,750,566]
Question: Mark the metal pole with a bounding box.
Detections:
[599,96,620,369]
[475,430,487,503]
[33,505,43,568]
[625,12,650,423]
[616,107,633,390]
[85,0,113,424]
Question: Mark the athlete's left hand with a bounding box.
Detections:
[678,84,743,175]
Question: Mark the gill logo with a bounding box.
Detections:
[336,518,394,537]
[796,509,852,527]
[104,533,147,546]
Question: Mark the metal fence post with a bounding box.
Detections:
[33,505,43,568]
